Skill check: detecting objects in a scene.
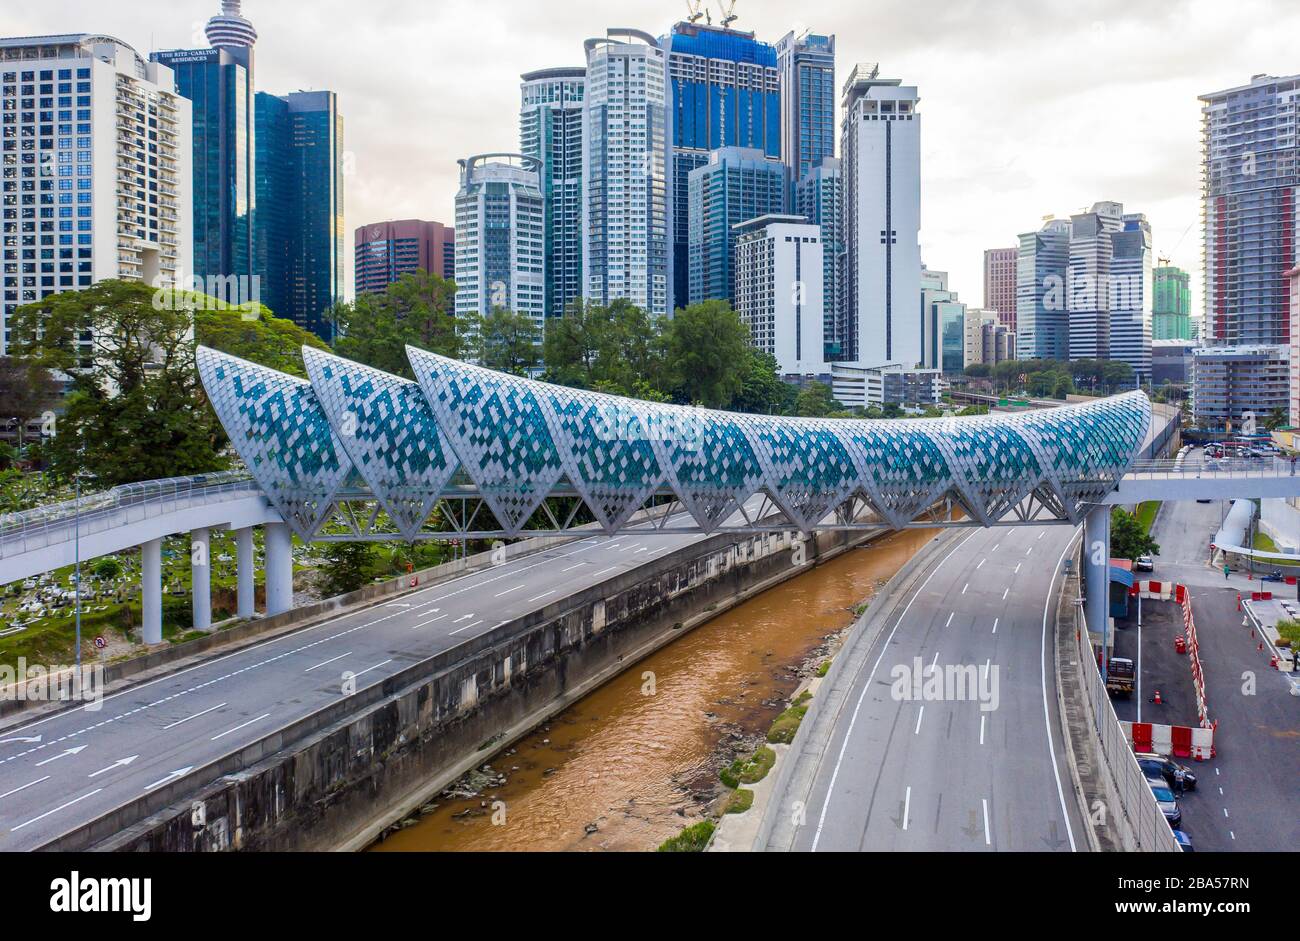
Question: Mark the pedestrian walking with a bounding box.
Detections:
[1173,767,1187,797]
[1224,564,1231,581]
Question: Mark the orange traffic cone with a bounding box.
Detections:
[1153,690,1163,706]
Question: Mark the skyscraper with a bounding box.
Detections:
[1153,265,1193,341]
[795,157,843,361]
[254,90,344,339]
[1067,200,1125,363]
[841,64,921,368]
[454,154,544,324]
[520,67,585,318]
[582,30,669,317]
[1201,74,1300,347]
[0,35,192,355]
[687,147,787,306]
[733,214,825,376]
[1016,219,1071,361]
[150,0,257,298]
[354,220,454,296]
[663,22,780,309]
[776,30,836,187]
[983,246,1018,331]
[1108,212,1154,384]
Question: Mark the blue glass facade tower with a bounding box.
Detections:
[777,31,836,187]
[663,23,780,310]
[151,14,256,291]
[687,147,786,306]
[796,157,843,360]
[254,90,344,340]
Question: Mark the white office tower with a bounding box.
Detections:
[520,67,585,319]
[840,64,921,368]
[0,35,192,355]
[733,214,825,377]
[581,30,669,317]
[453,154,545,325]
[1067,200,1125,363]
[1108,213,1154,384]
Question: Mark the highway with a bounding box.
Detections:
[782,523,1087,852]
[0,517,730,851]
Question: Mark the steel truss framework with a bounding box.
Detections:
[195,346,1152,543]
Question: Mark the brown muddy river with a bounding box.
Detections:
[369,529,936,853]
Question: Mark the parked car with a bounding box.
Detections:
[1136,753,1197,791]
[1147,778,1183,828]
[1135,556,1155,573]
[1172,829,1196,852]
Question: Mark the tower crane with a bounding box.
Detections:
[717,0,740,28]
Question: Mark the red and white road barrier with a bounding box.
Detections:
[1120,721,1216,761]
[1176,585,1215,732]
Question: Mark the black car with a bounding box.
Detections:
[1138,753,1197,791]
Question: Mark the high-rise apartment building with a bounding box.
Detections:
[795,157,843,361]
[1201,74,1300,347]
[1016,219,1071,361]
[520,67,584,318]
[733,214,825,377]
[1153,265,1193,341]
[253,89,344,339]
[841,64,921,368]
[0,35,192,355]
[150,0,257,296]
[1108,212,1154,384]
[663,22,780,309]
[582,30,669,318]
[983,246,1017,330]
[1193,344,1290,428]
[354,220,454,296]
[454,154,544,324]
[1067,200,1125,363]
[776,30,836,188]
[687,146,786,305]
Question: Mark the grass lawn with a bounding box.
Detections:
[1251,531,1300,569]
[1136,502,1162,534]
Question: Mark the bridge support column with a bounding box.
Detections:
[141,538,163,646]
[264,523,293,617]
[1083,505,1111,674]
[191,528,211,632]
[234,527,255,620]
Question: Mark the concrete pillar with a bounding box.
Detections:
[141,538,163,646]
[234,527,255,620]
[264,522,294,617]
[1083,505,1112,673]
[191,528,211,632]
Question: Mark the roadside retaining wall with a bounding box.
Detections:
[47,526,876,852]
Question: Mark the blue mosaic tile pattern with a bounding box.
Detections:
[196,346,354,537]
[407,346,567,536]
[199,346,1153,537]
[302,347,459,540]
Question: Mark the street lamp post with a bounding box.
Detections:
[73,468,83,672]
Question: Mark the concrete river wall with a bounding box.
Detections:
[63,525,876,851]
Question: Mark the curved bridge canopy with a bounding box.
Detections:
[195,346,1153,542]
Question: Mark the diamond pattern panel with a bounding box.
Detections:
[839,423,953,527]
[406,346,565,536]
[750,417,861,531]
[303,347,458,540]
[645,404,767,531]
[196,346,353,538]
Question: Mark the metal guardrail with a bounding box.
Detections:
[1125,457,1297,481]
[0,472,259,561]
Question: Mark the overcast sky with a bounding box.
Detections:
[15,0,1300,311]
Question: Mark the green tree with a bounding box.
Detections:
[0,356,60,443]
[195,304,328,378]
[333,270,460,377]
[319,543,376,597]
[1111,509,1161,562]
[661,301,749,408]
[793,382,842,418]
[93,558,122,582]
[964,363,992,379]
[542,299,663,396]
[731,349,797,415]
[469,309,542,376]
[8,280,224,486]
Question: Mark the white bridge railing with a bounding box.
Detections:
[0,472,259,561]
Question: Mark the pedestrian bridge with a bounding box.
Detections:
[3,345,1297,642]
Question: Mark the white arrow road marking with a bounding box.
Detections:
[34,745,86,768]
[0,776,49,801]
[449,622,484,636]
[11,789,102,832]
[212,714,271,742]
[453,614,476,624]
[143,768,193,793]
[88,756,139,779]
[162,702,227,731]
[0,736,41,746]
